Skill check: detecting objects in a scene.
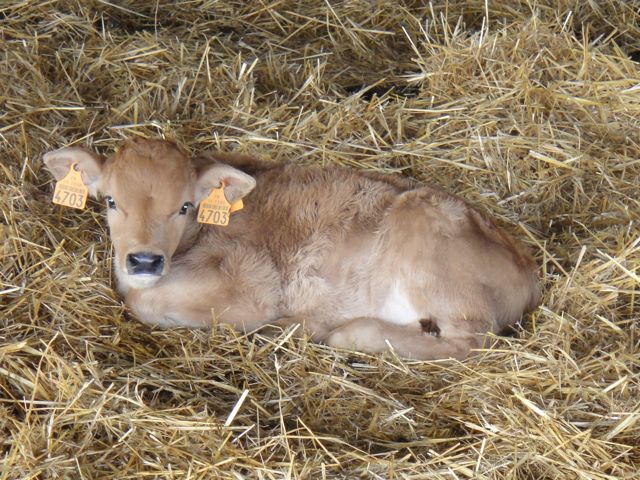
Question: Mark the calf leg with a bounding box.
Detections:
[126,286,213,329]
[124,266,280,331]
[258,316,333,342]
[324,317,485,360]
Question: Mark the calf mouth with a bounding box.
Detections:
[124,273,163,289]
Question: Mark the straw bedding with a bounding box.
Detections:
[1,1,639,478]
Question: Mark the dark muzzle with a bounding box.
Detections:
[126,252,164,276]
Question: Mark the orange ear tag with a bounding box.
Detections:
[229,198,244,213]
[197,184,244,226]
[52,163,88,210]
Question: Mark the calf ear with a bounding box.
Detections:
[195,163,256,205]
[43,147,104,197]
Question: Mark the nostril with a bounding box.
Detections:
[126,252,165,275]
[127,254,140,268]
[150,255,164,272]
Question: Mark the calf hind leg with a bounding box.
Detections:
[324,317,484,360]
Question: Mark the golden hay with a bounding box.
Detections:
[1,1,639,478]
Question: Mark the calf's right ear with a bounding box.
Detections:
[43,147,104,197]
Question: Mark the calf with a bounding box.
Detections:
[43,137,540,360]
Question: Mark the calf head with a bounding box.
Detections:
[43,137,255,290]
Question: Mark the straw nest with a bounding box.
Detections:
[2,1,639,478]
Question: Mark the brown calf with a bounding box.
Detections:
[43,137,540,360]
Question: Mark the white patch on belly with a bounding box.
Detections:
[378,284,420,325]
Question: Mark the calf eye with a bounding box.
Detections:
[106,196,116,209]
[179,202,193,215]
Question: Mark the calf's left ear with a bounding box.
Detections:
[43,147,104,197]
[195,163,256,205]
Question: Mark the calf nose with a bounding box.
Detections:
[126,252,164,276]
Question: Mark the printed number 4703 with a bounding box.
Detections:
[200,209,228,224]
[55,190,84,208]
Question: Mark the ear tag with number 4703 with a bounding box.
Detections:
[52,163,88,210]
[197,183,243,226]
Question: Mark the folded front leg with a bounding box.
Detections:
[124,265,280,331]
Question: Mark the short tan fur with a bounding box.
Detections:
[44,137,540,360]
